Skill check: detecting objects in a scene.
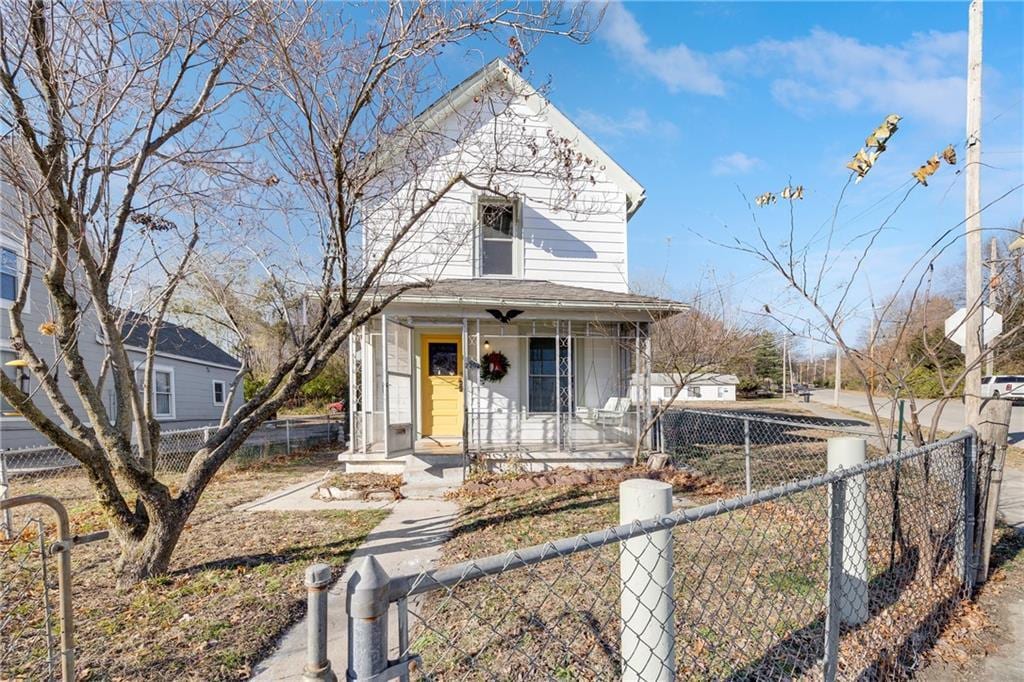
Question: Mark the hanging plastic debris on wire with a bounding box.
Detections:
[846,114,901,181]
[755,184,804,208]
[912,144,958,186]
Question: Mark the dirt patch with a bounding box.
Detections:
[450,466,729,502]
[316,472,404,501]
[2,449,385,681]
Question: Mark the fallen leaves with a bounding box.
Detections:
[913,143,958,186]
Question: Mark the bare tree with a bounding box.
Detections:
[0,0,598,584]
[632,274,759,463]
[713,116,1024,449]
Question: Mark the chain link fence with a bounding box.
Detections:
[338,432,974,681]
[658,409,890,493]
[1,495,107,682]
[1,416,345,511]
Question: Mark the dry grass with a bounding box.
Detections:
[407,455,970,680]
[320,472,403,495]
[1,449,385,681]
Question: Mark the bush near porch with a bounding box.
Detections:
[3,449,384,681]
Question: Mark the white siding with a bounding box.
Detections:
[361,96,630,292]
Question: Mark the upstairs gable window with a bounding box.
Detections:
[478,198,521,277]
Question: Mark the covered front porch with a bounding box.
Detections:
[342,280,682,477]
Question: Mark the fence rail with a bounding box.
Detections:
[1,415,344,508]
[659,408,889,493]
[337,431,974,681]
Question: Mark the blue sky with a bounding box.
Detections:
[438,1,1024,351]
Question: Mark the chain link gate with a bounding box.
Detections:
[0,495,107,681]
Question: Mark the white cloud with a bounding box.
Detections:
[575,107,679,138]
[601,2,726,96]
[711,152,763,176]
[600,4,969,129]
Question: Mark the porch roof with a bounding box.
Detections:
[384,278,686,316]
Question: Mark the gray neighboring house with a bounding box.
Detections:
[1,222,243,451]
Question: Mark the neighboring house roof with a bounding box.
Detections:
[120,312,241,368]
[384,278,685,315]
[382,59,646,218]
[643,372,739,386]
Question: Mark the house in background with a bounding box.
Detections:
[632,372,739,405]
[0,201,243,450]
[343,60,685,489]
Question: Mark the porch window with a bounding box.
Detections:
[478,198,520,277]
[528,338,572,413]
[687,385,701,399]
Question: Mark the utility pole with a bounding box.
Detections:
[963,0,984,429]
[782,335,787,399]
[833,328,841,407]
[987,237,999,375]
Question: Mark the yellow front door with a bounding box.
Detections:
[421,335,463,437]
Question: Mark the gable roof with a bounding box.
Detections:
[120,311,241,369]
[400,59,647,218]
[385,278,684,316]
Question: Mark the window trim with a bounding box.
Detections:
[476,195,522,278]
[212,379,226,406]
[0,241,28,312]
[152,365,176,420]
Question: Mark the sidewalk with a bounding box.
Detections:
[250,497,459,680]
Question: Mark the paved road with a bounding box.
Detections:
[809,389,1024,445]
[809,389,1024,529]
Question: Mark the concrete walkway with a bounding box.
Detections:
[235,474,394,513]
[250,497,459,680]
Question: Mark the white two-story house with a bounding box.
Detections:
[343,60,684,486]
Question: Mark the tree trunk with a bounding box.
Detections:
[114,507,186,587]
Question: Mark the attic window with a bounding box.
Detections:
[478,198,520,277]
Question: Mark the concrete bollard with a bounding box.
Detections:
[827,437,869,626]
[303,563,337,681]
[619,479,675,682]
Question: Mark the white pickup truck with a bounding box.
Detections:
[981,375,1024,403]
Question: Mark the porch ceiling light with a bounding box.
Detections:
[483,340,491,351]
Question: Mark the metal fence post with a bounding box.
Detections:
[347,556,390,680]
[743,418,752,494]
[303,563,337,681]
[1,450,12,540]
[961,430,977,592]
[619,479,674,682]
[824,475,846,681]
[286,419,292,455]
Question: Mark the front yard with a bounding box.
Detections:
[406,459,976,680]
[3,449,384,681]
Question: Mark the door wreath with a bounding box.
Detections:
[480,350,511,383]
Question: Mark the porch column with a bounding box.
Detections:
[461,318,469,456]
[556,321,562,451]
[564,320,573,453]
[382,314,391,457]
[348,326,359,452]
[361,325,369,454]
